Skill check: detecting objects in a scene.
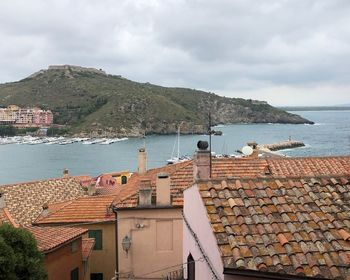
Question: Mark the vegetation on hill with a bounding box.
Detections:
[0,65,313,136]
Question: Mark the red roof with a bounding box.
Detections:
[198,176,350,279]
[114,156,350,209]
[0,208,19,227]
[82,238,95,261]
[34,195,116,224]
[27,226,87,253]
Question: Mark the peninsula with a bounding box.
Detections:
[0,65,313,136]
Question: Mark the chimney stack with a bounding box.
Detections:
[88,183,96,196]
[138,179,152,206]
[42,203,49,217]
[193,141,211,180]
[0,191,6,209]
[247,141,259,158]
[156,173,171,206]
[138,148,147,175]
[63,168,69,178]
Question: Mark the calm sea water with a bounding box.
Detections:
[0,110,349,185]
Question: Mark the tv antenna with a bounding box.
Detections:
[208,112,213,178]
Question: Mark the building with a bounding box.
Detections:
[114,175,184,279]
[34,195,117,280]
[28,226,94,280]
[1,194,94,280]
[183,143,350,280]
[111,146,350,280]
[0,105,53,127]
[0,174,90,226]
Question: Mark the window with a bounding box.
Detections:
[187,253,195,280]
[71,268,79,280]
[88,230,103,250]
[90,273,103,280]
[121,175,127,184]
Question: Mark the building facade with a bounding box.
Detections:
[0,105,53,127]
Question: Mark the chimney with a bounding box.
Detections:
[247,141,259,158]
[63,168,69,178]
[138,148,147,175]
[42,203,49,217]
[156,173,171,206]
[193,141,210,180]
[88,183,96,196]
[138,179,152,206]
[0,191,6,209]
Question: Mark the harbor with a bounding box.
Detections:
[0,136,129,145]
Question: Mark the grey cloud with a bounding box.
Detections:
[0,0,349,105]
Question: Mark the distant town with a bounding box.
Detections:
[0,105,53,127]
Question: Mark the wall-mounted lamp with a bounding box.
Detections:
[122,235,131,254]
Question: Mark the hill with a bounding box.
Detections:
[0,65,313,136]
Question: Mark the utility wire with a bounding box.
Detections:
[134,258,204,278]
[182,211,221,280]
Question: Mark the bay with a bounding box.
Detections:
[0,110,349,185]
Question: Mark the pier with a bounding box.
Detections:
[258,140,305,152]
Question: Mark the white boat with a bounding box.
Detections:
[167,123,189,164]
[115,137,128,142]
[99,139,116,145]
[58,139,76,145]
[82,138,106,145]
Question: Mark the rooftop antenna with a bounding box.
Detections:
[143,130,146,149]
[208,112,212,178]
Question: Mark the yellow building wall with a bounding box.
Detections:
[84,223,116,280]
[117,208,183,279]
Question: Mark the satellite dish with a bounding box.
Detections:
[242,145,253,156]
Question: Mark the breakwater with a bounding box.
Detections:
[259,140,305,152]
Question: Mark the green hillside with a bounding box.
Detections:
[0,65,313,136]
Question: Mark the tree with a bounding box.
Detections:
[0,224,47,280]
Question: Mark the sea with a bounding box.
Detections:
[0,110,349,185]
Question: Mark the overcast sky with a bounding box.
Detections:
[0,0,349,106]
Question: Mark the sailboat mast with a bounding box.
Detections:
[177,125,180,159]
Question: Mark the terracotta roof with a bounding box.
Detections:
[267,156,350,177]
[34,195,116,224]
[198,176,350,279]
[82,238,95,261]
[0,177,88,226]
[27,226,87,253]
[114,156,350,209]
[0,208,19,227]
[95,186,120,195]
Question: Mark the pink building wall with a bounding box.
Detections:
[183,184,224,280]
[184,185,276,280]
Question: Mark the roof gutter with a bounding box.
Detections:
[223,268,330,280]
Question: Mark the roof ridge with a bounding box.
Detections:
[266,155,350,161]
[0,175,83,188]
[33,200,75,224]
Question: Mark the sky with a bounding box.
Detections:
[0,0,349,106]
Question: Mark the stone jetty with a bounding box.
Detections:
[259,140,305,152]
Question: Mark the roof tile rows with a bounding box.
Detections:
[82,238,95,261]
[115,156,350,209]
[198,177,350,279]
[35,195,116,224]
[27,226,87,253]
[0,177,88,226]
[0,208,19,227]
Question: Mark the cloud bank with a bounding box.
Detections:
[0,0,349,105]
